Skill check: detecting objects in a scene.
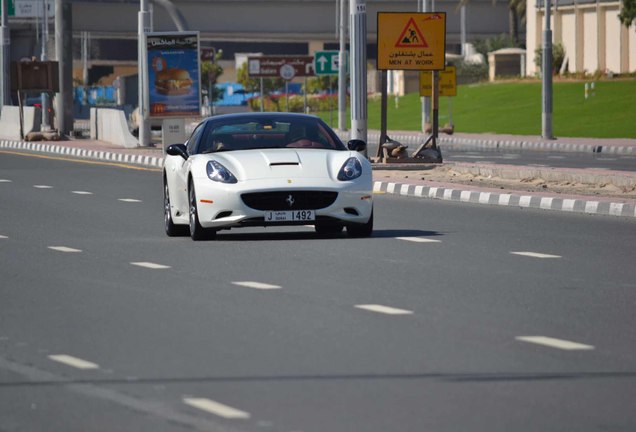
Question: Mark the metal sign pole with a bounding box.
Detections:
[259,77,264,112]
[378,70,388,160]
[432,71,439,149]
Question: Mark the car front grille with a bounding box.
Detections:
[241,190,338,211]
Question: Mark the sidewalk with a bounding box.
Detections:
[1,135,635,218]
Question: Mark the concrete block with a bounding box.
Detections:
[0,106,42,139]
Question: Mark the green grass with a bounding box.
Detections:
[317,79,636,138]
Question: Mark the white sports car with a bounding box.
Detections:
[163,113,373,240]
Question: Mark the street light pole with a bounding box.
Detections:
[138,0,151,146]
[41,0,50,130]
[349,0,367,151]
[337,0,346,131]
[1,0,10,108]
[541,0,554,139]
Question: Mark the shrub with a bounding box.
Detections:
[534,43,566,74]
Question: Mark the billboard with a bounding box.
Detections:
[147,32,200,118]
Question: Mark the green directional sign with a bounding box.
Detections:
[0,0,15,16]
[314,50,348,76]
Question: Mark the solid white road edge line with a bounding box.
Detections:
[510,251,562,259]
[232,281,282,290]
[48,354,100,369]
[516,336,595,350]
[396,237,441,243]
[355,304,413,315]
[48,246,82,253]
[131,262,171,269]
[183,398,251,419]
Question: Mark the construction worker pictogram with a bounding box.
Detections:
[395,18,428,48]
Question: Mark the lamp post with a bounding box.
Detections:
[1,0,10,108]
[349,0,367,152]
[542,0,554,139]
[138,0,151,146]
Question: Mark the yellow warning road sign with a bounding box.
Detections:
[377,12,446,71]
[420,65,457,97]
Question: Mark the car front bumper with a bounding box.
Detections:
[192,176,373,230]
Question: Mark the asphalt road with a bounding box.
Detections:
[1,151,635,432]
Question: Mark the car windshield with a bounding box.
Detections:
[198,115,346,153]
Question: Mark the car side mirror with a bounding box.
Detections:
[347,139,366,152]
[166,144,188,160]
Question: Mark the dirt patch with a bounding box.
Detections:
[376,165,636,199]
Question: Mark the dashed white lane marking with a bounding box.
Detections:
[0,179,11,182]
[48,246,82,253]
[355,304,413,315]
[510,251,562,259]
[516,336,594,351]
[72,191,93,195]
[119,198,142,203]
[183,398,251,419]
[48,354,100,369]
[33,185,53,189]
[232,281,282,290]
[0,235,7,239]
[396,237,441,243]
[131,262,171,269]
[459,155,486,159]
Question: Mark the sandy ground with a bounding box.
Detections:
[376,165,636,199]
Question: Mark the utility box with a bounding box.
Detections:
[488,48,526,81]
[162,118,186,151]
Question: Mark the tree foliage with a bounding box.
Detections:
[619,0,636,27]
[200,49,224,103]
[236,62,285,96]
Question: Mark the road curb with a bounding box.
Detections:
[0,139,164,168]
[337,131,636,155]
[3,139,634,219]
[373,180,636,219]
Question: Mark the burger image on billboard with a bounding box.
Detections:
[155,68,193,96]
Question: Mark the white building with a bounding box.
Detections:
[526,0,636,75]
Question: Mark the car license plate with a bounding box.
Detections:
[264,210,315,222]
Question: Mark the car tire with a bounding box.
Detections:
[346,210,373,238]
[164,177,188,237]
[315,223,344,236]
[188,180,217,241]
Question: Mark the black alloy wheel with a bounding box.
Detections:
[346,210,373,238]
[188,180,216,241]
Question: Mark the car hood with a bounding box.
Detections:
[201,149,356,181]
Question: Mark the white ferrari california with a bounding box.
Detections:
[163,113,374,240]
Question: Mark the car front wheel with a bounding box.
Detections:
[188,180,216,241]
[346,210,373,238]
[164,177,188,237]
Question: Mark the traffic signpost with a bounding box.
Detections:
[248,56,314,112]
[376,12,446,163]
[314,50,348,76]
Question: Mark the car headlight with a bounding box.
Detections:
[206,160,237,184]
[337,157,362,181]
